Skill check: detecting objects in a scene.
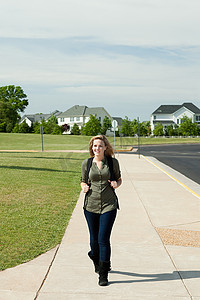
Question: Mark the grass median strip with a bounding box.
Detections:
[0,152,88,271]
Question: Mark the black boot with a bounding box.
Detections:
[88,251,99,274]
[98,261,110,286]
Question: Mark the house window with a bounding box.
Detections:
[196,116,200,121]
[70,117,74,122]
[60,117,65,122]
[76,117,80,122]
[177,119,179,124]
[99,117,101,122]
[154,115,156,120]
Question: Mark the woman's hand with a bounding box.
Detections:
[108,178,122,189]
[81,183,90,193]
[108,180,118,189]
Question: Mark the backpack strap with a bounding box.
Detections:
[83,157,93,209]
[106,156,115,181]
[106,156,120,209]
[86,157,94,186]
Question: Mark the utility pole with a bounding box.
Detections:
[40,126,44,152]
[137,117,140,159]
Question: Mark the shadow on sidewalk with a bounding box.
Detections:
[109,270,200,284]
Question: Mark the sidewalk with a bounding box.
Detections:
[1,153,200,299]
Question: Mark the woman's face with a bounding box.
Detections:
[92,139,107,157]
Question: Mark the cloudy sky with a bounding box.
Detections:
[1,0,200,121]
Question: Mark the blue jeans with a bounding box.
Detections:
[84,209,117,262]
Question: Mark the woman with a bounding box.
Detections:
[81,135,122,286]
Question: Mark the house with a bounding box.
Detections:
[20,110,62,127]
[150,102,200,132]
[57,105,121,134]
[112,117,122,127]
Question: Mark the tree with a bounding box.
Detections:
[101,116,112,135]
[140,122,148,136]
[130,119,138,136]
[52,125,63,135]
[81,114,101,136]
[0,85,29,132]
[173,124,181,136]
[165,125,175,136]
[120,118,150,137]
[33,121,41,134]
[33,116,63,135]
[179,116,198,136]
[132,120,150,136]
[143,121,151,136]
[0,101,16,132]
[153,123,164,136]
[120,116,132,136]
[45,114,58,134]
[12,121,32,133]
[71,123,80,135]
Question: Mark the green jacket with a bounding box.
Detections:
[81,156,121,214]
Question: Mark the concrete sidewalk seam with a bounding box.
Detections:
[34,245,60,300]
[161,243,192,300]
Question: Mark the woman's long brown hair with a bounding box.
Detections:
[88,135,114,157]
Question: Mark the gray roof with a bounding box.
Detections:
[59,105,87,117]
[152,102,200,115]
[59,105,112,118]
[85,107,112,118]
[182,103,200,114]
[21,114,50,122]
[153,105,181,114]
[51,110,62,116]
[21,110,62,123]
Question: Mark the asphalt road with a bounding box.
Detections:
[136,143,200,185]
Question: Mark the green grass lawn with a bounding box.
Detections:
[0,151,88,270]
[0,133,200,270]
[0,133,200,151]
[119,136,200,146]
[0,133,92,150]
